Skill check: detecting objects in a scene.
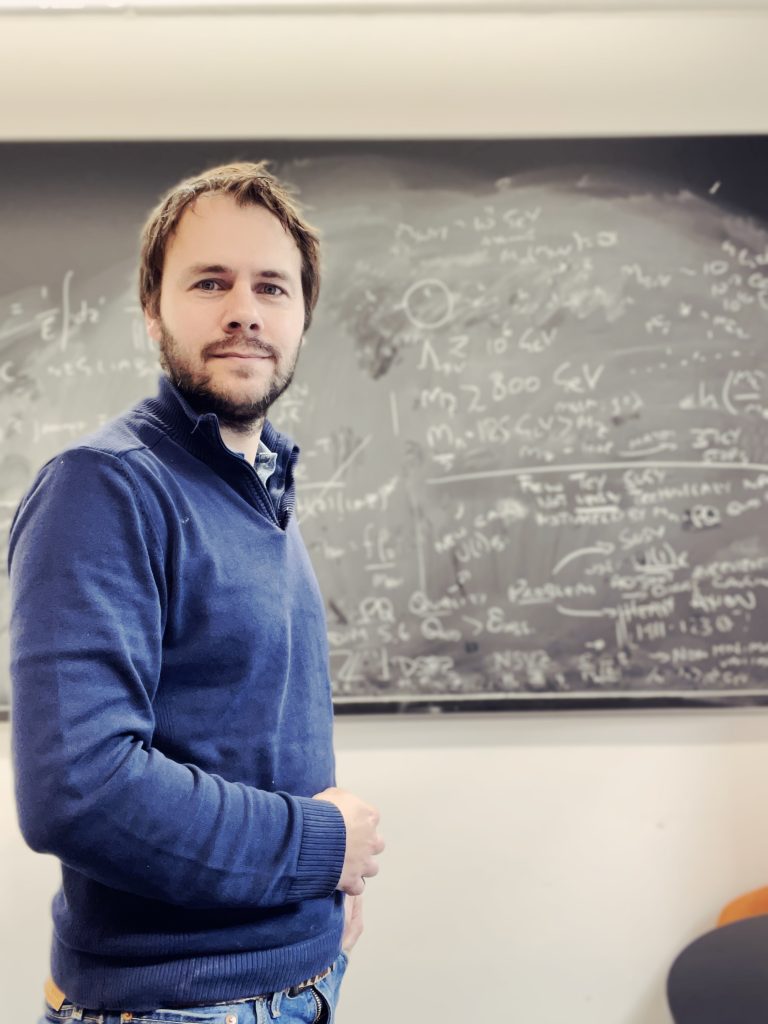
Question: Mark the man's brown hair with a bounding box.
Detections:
[139,161,321,330]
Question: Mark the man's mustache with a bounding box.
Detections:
[203,337,278,360]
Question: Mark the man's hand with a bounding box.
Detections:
[341,893,364,954]
[313,786,384,895]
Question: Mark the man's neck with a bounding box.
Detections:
[218,421,263,465]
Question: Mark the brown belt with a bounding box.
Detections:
[286,964,334,996]
[45,962,335,1013]
[44,978,67,1012]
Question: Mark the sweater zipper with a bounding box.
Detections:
[205,416,280,524]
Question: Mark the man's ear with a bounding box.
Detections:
[144,307,161,344]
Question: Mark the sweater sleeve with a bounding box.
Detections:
[8,449,346,910]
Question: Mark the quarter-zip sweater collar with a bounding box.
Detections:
[145,375,299,527]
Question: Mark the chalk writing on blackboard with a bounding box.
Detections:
[3,139,768,709]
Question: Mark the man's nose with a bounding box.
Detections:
[222,282,263,334]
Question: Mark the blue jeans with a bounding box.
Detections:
[40,953,348,1024]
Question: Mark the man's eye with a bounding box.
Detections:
[195,279,223,291]
[259,283,285,296]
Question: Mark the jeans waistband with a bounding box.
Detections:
[45,960,337,1014]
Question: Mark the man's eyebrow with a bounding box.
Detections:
[259,270,293,282]
[186,263,232,277]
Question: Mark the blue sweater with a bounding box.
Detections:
[8,377,346,1011]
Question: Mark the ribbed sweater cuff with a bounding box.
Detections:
[289,797,346,900]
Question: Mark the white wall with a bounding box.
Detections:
[3,6,768,1023]
[6,710,768,1022]
[1,9,768,140]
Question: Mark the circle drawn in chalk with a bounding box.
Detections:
[402,278,454,329]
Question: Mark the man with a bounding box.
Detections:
[9,162,384,1023]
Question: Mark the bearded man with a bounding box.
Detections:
[9,162,384,1024]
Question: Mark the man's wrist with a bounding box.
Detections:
[286,795,346,900]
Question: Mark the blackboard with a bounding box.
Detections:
[2,138,768,713]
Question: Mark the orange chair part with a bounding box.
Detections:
[717,887,768,928]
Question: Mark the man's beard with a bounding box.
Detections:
[157,321,299,434]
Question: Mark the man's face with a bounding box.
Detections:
[145,193,306,425]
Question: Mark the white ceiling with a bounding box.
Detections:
[1,0,767,12]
